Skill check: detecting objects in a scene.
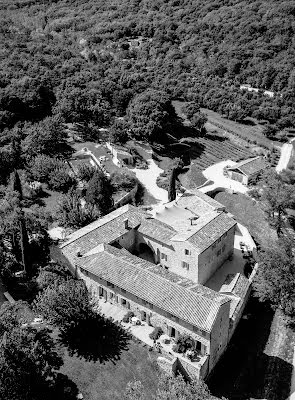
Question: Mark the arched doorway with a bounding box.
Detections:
[138,243,156,264]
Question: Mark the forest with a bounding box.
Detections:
[1,0,295,183]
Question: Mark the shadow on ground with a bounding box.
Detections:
[59,312,130,363]
[208,297,292,400]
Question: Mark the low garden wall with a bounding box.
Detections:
[113,184,138,209]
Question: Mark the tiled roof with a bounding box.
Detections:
[187,212,236,253]
[78,244,229,332]
[60,205,146,265]
[176,190,225,213]
[220,273,251,319]
[137,218,176,242]
[228,157,266,176]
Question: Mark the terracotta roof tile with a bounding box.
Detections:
[78,245,230,332]
[229,157,266,176]
[188,213,236,253]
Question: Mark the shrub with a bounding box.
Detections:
[49,166,76,193]
[76,164,96,182]
[122,311,134,323]
[29,155,55,182]
[172,334,194,354]
[110,170,138,192]
[149,326,163,341]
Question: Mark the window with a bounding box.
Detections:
[193,326,199,334]
[142,299,147,306]
[122,289,126,294]
[218,237,221,243]
[182,261,189,270]
[212,243,216,249]
[171,315,179,323]
[161,253,167,261]
[217,249,221,256]
[121,298,126,306]
[222,244,226,253]
[185,249,190,255]
[224,232,228,237]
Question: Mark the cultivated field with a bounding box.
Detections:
[184,133,252,171]
[202,108,274,149]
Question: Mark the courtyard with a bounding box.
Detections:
[205,222,256,291]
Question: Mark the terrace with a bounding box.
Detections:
[98,300,208,372]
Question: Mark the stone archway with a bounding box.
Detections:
[138,243,156,264]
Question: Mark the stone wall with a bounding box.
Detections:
[157,357,178,377]
[79,268,210,350]
[198,225,235,285]
[113,184,138,210]
[209,300,230,371]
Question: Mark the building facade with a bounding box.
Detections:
[58,190,251,380]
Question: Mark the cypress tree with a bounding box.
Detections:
[85,170,114,215]
[19,213,30,275]
[12,169,23,201]
[168,168,176,202]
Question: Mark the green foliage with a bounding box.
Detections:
[109,119,130,144]
[172,333,194,354]
[48,164,76,193]
[156,375,213,400]
[260,170,295,235]
[11,169,23,200]
[29,155,56,183]
[168,168,176,202]
[0,327,63,400]
[110,170,138,192]
[253,238,295,318]
[57,189,100,228]
[127,89,177,142]
[36,263,73,290]
[124,381,145,400]
[85,170,114,215]
[125,375,214,400]
[149,327,163,341]
[21,117,67,158]
[76,163,96,182]
[34,279,94,328]
[262,124,279,138]
[122,311,134,323]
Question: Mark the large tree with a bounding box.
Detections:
[85,170,113,215]
[57,189,100,228]
[34,279,94,328]
[253,238,295,318]
[260,170,295,235]
[126,89,177,142]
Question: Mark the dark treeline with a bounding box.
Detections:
[1,0,295,182]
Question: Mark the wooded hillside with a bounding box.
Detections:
[1,0,295,181]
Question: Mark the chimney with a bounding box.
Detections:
[124,218,129,229]
[76,249,82,257]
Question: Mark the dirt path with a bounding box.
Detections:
[200,160,248,194]
[131,158,168,206]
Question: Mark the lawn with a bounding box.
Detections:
[214,192,277,249]
[208,297,294,400]
[61,339,159,400]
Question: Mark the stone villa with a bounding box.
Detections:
[58,189,251,380]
